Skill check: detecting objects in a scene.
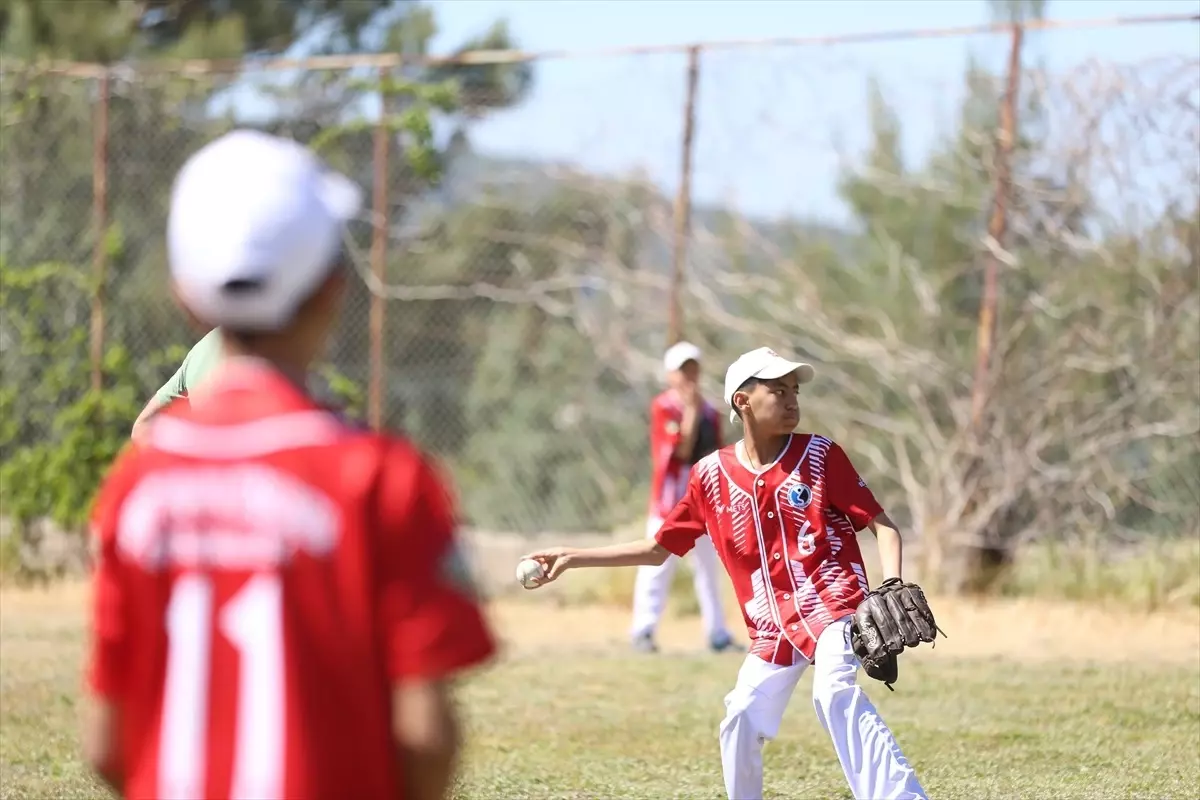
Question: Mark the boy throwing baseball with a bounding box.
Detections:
[521,346,933,800]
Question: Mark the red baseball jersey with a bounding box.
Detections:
[655,434,882,664]
[648,391,722,519]
[87,360,496,800]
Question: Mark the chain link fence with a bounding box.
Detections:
[2,15,1197,585]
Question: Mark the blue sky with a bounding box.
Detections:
[417,0,1199,223]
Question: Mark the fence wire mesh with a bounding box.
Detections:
[1,19,1197,569]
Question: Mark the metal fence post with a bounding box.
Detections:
[89,70,111,393]
[368,66,391,431]
[666,46,701,348]
[969,23,1023,434]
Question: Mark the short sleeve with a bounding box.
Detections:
[824,442,883,531]
[154,329,223,405]
[153,359,189,406]
[654,472,709,556]
[375,446,496,682]
[86,447,140,699]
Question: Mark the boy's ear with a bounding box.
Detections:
[733,389,750,416]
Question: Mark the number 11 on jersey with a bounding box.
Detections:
[162,574,285,800]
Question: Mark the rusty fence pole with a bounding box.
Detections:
[666,46,701,348]
[968,23,1023,435]
[368,66,391,431]
[89,70,111,393]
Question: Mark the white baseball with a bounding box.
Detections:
[515,558,546,589]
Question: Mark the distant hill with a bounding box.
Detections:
[399,147,855,283]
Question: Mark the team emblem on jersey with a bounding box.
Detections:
[787,483,812,509]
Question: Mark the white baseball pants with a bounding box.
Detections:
[630,516,731,641]
[719,618,927,800]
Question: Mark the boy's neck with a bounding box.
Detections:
[740,430,790,470]
[219,336,311,392]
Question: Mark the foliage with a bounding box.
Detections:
[0,0,400,62]
[0,2,536,537]
[308,71,460,183]
[424,19,534,118]
[1000,538,1200,611]
[0,260,179,528]
[0,1,1196,598]
[313,362,365,419]
[365,182,653,532]
[677,52,1200,590]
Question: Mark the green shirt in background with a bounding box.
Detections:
[153,328,224,407]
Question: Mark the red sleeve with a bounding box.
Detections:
[654,472,709,556]
[825,442,884,531]
[86,447,140,699]
[376,445,496,682]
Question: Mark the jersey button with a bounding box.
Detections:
[773,553,781,560]
[767,511,774,519]
[757,479,765,487]
[783,593,791,600]
[790,624,798,631]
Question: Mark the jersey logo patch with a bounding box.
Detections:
[788,484,812,509]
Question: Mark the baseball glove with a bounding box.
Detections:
[850,577,945,691]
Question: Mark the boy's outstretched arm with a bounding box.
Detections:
[522,471,709,588]
[521,539,671,586]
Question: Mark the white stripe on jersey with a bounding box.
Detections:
[149,411,344,459]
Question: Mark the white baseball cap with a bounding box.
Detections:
[663,341,703,373]
[168,129,364,332]
[723,347,816,423]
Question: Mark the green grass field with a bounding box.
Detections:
[2,583,1198,799]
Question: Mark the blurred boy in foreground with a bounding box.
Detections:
[85,130,495,800]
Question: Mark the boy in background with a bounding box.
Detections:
[630,341,737,653]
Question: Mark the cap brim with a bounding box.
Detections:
[754,360,816,384]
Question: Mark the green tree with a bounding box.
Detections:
[0,1,537,537]
[357,176,655,532]
[675,15,1198,591]
[0,0,398,61]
